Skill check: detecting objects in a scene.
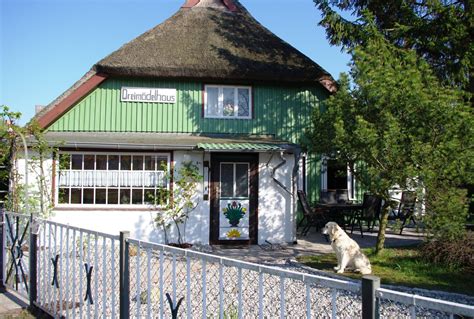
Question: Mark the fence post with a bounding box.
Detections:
[28,214,38,309]
[120,231,130,319]
[362,275,380,319]
[0,208,5,292]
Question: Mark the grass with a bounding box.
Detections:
[297,245,474,296]
[2,310,35,319]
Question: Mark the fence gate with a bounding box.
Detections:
[1,211,31,298]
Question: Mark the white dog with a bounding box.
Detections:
[322,222,372,275]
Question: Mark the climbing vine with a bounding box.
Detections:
[1,105,56,217]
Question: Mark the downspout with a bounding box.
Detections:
[268,151,292,195]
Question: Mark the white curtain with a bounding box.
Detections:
[59,170,165,187]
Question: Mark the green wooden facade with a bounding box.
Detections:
[47,78,328,201]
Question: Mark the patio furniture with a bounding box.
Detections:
[316,201,363,231]
[320,190,337,204]
[389,191,417,234]
[351,194,382,237]
[336,189,350,203]
[297,190,330,236]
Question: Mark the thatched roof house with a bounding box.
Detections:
[28,0,350,249]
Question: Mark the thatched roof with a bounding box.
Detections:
[94,0,336,91]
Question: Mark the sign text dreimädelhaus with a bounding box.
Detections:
[120,87,177,103]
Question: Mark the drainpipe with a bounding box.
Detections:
[268,152,292,195]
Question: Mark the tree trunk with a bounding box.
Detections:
[375,204,390,254]
[174,218,182,245]
[162,225,169,245]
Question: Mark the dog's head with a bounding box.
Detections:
[322,222,341,241]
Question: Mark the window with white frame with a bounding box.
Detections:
[321,158,356,200]
[204,85,252,119]
[57,152,170,206]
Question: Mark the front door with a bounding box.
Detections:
[210,153,258,245]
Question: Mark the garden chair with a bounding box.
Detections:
[297,190,330,236]
[351,193,382,237]
[389,191,417,234]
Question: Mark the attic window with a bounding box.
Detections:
[204,85,252,119]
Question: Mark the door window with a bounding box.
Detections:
[220,163,249,199]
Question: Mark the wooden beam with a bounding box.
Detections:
[37,73,108,129]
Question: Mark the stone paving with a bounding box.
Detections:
[0,290,28,317]
[207,226,424,264]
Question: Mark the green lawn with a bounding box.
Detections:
[2,310,35,319]
[297,246,474,296]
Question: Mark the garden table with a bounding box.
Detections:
[315,203,363,230]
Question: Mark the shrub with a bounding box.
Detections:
[423,185,469,241]
[420,232,474,272]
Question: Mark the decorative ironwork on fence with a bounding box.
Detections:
[2,212,31,296]
[1,211,474,319]
[35,219,120,318]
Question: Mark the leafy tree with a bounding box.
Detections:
[1,105,26,212]
[314,0,473,91]
[305,26,473,253]
[1,105,55,217]
[153,161,202,245]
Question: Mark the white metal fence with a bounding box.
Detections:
[1,211,474,319]
[36,219,120,318]
[376,288,474,319]
[126,238,362,318]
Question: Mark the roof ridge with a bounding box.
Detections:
[182,0,239,12]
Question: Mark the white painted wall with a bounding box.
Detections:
[257,153,295,244]
[51,151,210,244]
[16,150,295,245]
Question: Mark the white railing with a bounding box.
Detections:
[1,211,474,319]
[376,288,474,318]
[35,218,120,318]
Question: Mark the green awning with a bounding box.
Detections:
[43,132,298,152]
[196,142,286,152]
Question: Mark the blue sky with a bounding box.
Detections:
[1,0,350,124]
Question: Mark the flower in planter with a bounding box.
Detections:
[223,201,246,227]
[226,229,241,239]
